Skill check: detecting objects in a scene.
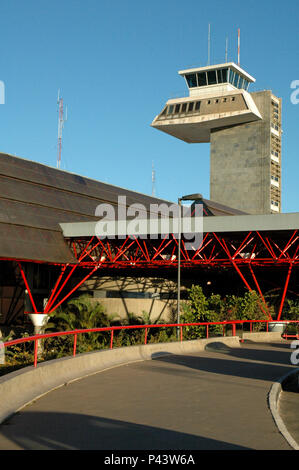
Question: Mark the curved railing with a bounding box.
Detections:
[2,319,298,368]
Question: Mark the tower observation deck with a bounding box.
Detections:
[151,62,282,215]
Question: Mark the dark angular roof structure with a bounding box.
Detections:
[0,152,246,264]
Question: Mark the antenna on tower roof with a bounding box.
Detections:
[238,28,240,66]
[225,36,228,62]
[207,23,211,65]
[57,89,67,170]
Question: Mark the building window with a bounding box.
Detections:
[188,102,194,112]
[181,103,187,112]
[195,101,201,111]
[233,73,239,88]
[174,104,180,114]
[271,200,279,207]
[186,74,197,88]
[228,69,235,84]
[197,72,207,87]
[217,68,228,83]
[207,70,217,85]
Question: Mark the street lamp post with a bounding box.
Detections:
[177,193,203,340]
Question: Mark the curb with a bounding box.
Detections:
[268,368,299,450]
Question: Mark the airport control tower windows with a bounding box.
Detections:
[233,72,239,88]
[217,68,228,83]
[207,70,217,85]
[197,72,207,86]
[186,73,197,88]
[183,66,251,90]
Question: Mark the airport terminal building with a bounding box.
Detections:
[0,62,298,330]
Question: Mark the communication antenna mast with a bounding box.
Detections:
[225,36,228,62]
[237,28,240,65]
[207,23,211,65]
[152,161,156,197]
[57,89,67,169]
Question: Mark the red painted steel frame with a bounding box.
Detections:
[12,229,299,320]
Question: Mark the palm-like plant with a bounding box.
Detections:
[44,295,113,355]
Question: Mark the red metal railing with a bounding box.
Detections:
[2,320,298,369]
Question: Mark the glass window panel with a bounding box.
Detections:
[197,72,207,86]
[229,69,235,84]
[233,73,239,87]
[174,104,180,113]
[186,74,197,88]
[207,70,217,85]
[167,105,174,114]
[216,70,222,83]
[221,68,228,82]
[195,101,201,111]
[188,102,194,112]
[181,103,187,112]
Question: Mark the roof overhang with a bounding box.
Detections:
[178,62,256,83]
[60,212,299,239]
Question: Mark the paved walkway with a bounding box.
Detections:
[0,341,298,450]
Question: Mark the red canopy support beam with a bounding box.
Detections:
[248,264,272,320]
[44,265,67,313]
[277,263,293,321]
[48,264,101,314]
[17,262,38,314]
[44,264,78,313]
[212,233,270,319]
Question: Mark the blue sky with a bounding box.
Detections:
[0,0,298,212]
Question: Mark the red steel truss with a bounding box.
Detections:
[13,229,299,321]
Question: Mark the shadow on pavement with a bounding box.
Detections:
[228,341,295,367]
[0,411,250,450]
[150,344,295,383]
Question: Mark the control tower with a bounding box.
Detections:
[151,63,282,215]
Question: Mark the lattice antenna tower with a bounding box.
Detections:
[57,89,67,169]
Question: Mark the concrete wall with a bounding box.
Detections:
[78,275,180,322]
[210,90,272,215]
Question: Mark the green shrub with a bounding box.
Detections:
[181,286,269,337]
[44,294,113,355]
